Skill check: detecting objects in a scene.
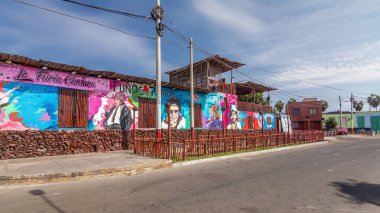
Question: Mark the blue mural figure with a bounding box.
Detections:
[206,103,223,129]
[162,97,186,129]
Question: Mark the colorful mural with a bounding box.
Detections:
[89,81,158,130]
[0,81,58,130]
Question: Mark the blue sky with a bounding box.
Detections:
[1,0,380,112]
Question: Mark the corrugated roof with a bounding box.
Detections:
[0,52,211,93]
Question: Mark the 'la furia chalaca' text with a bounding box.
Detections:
[13,68,96,88]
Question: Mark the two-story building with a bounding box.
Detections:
[286,98,323,130]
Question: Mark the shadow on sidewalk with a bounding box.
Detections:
[330,179,380,206]
[29,190,65,213]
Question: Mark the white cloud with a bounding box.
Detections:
[193,0,262,36]
[0,1,161,76]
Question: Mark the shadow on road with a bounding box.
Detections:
[330,179,380,206]
[29,189,65,213]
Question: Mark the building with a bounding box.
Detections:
[323,111,355,130]
[286,98,323,131]
[0,52,286,159]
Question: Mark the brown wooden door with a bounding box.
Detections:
[248,116,254,129]
[194,104,202,128]
[74,90,89,128]
[138,98,156,128]
[58,89,74,128]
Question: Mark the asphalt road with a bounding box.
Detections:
[1,137,380,213]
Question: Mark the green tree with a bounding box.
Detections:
[321,100,328,113]
[238,92,267,105]
[353,100,363,112]
[274,100,284,113]
[325,117,337,130]
[287,97,297,104]
[367,94,380,111]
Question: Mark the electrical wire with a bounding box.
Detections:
[62,0,153,22]
[11,0,156,40]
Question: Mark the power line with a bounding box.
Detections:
[11,0,155,40]
[62,0,153,22]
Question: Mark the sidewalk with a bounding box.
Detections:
[0,151,172,185]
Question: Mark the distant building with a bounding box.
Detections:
[286,98,323,130]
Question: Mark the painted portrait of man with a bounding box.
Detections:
[227,104,241,129]
[104,94,133,130]
[162,97,186,129]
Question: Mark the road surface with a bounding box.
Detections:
[1,137,379,212]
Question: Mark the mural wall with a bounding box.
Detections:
[239,111,276,130]
[0,63,278,131]
[0,81,58,130]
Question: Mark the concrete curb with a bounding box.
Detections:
[173,141,329,168]
[0,160,173,186]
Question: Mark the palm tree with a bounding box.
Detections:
[321,100,328,113]
[367,94,380,111]
[287,97,297,104]
[275,100,284,113]
[353,100,363,112]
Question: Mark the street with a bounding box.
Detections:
[1,138,380,213]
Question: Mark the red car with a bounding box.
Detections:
[337,127,348,135]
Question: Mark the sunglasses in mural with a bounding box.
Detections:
[0,85,20,108]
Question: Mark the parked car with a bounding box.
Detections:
[337,127,348,135]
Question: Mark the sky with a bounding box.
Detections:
[1,0,380,112]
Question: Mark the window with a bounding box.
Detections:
[194,104,202,128]
[292,121,299,129]
[138,98,156,128]
[310,107,317,115]
[58,89,88,128]
[293,108,300,115]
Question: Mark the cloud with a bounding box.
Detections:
[0,1,160,76]
[192,0,262,36]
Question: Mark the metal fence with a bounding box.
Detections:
[134,130,324,161]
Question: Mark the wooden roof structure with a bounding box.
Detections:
[165,55,245,75]
[235,81,276,95]
[0,52,211,93]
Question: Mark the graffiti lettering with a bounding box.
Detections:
[36,70,63,84]
[13,68,34,82]
[64,75,96,88]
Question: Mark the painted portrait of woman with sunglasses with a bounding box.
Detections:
[162,97,186,129]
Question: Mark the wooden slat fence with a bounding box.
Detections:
[134,130,324,161]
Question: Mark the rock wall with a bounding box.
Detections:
[0,130,129,160]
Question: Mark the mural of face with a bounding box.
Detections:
[162,97,186,129]
[169,103,180,128]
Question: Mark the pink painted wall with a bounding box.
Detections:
[0,64,110,91]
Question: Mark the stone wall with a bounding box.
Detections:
[0,130,130,160]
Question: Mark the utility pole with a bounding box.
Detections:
[339,95,342,128]
[190,37,194,139]
[153,0,164,137]
[350,93,354,134]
